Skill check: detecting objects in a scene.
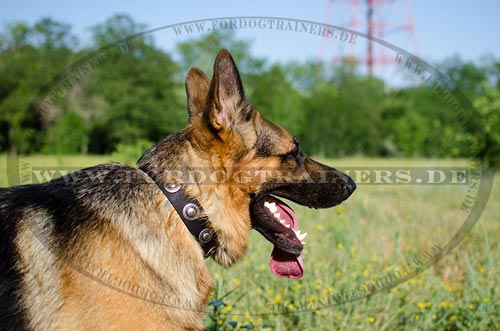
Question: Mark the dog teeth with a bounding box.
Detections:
[301,241,306,245]
[285,224,290,228]
[264,202,278,213]
[279,219,285,225]
[274,213,281,219]
[295,230,308,241]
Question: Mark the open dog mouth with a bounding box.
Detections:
[250,195,307,279]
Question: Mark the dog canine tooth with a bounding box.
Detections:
[301,241,306,245]
[268,203,277,213]
[297,232,307,241]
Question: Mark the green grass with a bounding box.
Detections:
[205,158,499,331]
[1,154,498,330]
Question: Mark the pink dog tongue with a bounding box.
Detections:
[270,248,304,279]
[266,197,304,279]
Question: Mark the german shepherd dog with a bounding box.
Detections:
[0,49,355,330]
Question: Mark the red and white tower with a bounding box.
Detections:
[320,0,419,77]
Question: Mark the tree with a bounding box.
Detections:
[0,18,76,154]
[44,110,87,154]
[84,14,183,153]
[298,61,385,157]
[438,56,488,100]
[176,30,264,77]
[247,64,303,134]
[89,14,148,48]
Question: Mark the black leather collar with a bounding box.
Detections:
[140,168,218,258]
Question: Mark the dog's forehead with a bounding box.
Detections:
[254,111,295,156]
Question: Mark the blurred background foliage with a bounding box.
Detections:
[1,14,499,166]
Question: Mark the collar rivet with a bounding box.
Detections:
[183,203,200,220]
[199,229,213,243]
[165,183,180,193]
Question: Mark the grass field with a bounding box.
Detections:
[1,154,498,330]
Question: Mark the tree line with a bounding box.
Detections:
[1,14,498,166]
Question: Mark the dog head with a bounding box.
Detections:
[141,49,355,277]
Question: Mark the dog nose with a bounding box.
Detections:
[346,176,356,194]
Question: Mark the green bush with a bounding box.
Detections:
[111,138,154,164]
[44,111,88,154]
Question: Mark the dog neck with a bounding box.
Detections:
[137,128,252,267]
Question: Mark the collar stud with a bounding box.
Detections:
[165,183,181,193]
[183,203,200,220]
[199,228,213,244]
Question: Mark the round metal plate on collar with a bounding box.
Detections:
[183,203,200,220]
[165,183,180,193]
[199,228,213,244]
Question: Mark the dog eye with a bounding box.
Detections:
[283,145,298,158]
[285,138,299,155]
[283,141,304,165]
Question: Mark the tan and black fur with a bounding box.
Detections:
[0,49,355,330]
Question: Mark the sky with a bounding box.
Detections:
[1,0,499,74]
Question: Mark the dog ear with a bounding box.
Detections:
[185,67,210,122]
[207,49,245,131]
